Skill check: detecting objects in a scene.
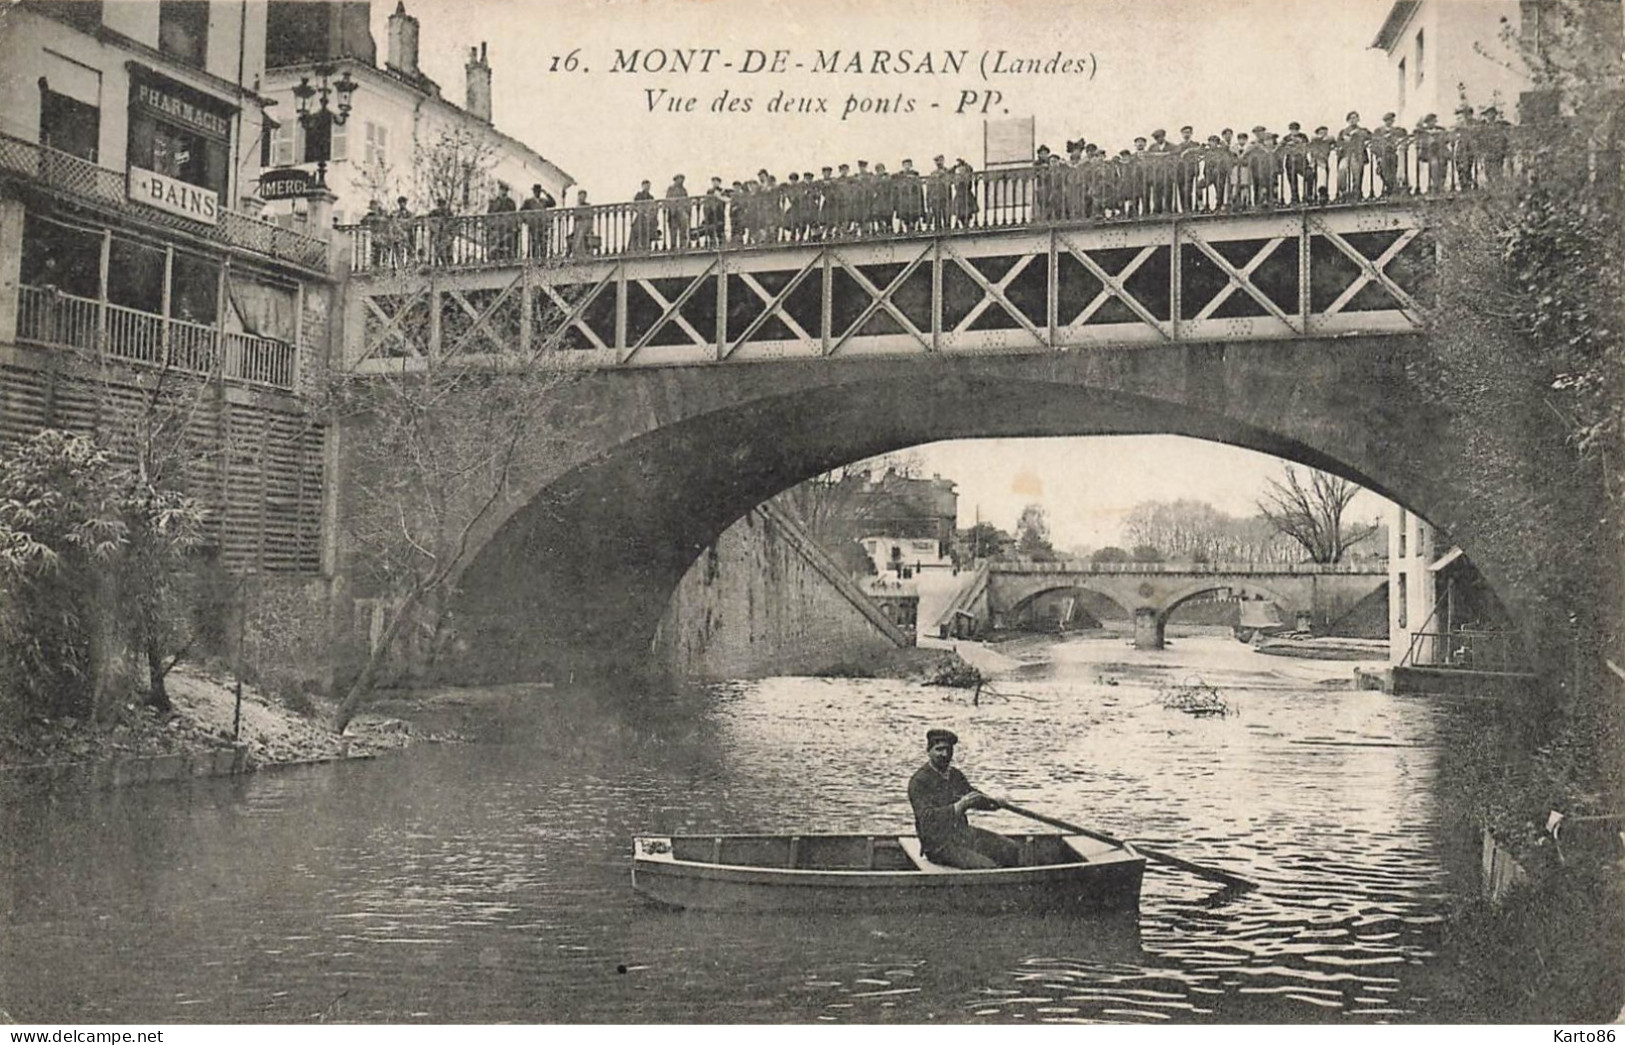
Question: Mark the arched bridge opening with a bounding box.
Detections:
[429,340,1522,686]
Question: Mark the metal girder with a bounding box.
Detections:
[625,260,719,362]
[345,204,1432,370]
[440,270,525,359]
[1056,234,1171,340]
[941,241,1047,349]
[828,244,933,355]
[1182,231,1301,334]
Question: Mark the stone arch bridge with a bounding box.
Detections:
[972,562,1389,649]
[324,197,1557,685]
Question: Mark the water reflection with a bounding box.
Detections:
[0,635,1474,1023]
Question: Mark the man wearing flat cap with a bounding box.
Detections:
[907,729,1021,869]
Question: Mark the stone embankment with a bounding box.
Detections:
[0,667,439,793]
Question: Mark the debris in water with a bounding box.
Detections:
[1159,677,1233,717]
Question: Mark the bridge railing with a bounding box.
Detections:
[340,140,1505,276]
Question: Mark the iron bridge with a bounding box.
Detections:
[345,204,1434,371]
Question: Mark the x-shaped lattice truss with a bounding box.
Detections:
[355,213,1426,365]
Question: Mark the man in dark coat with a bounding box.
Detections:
[1281,122,1310,205]
[629,179,656,252]
[1451,103,1480,191]
[907,728,1021,869]
[1175,126,1203,213]
[1413,113,1448,193]
[664,174,691,248]
[486,181,518,260]
[1307,125,1335,203]
[927,155,952,230]
[1372,112,1408,196]
[1337,111,1372,200]
[519,183,556,259]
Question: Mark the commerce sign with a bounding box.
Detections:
[128,165,220,224]
[259,168,317,200]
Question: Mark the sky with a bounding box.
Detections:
[366,0,1401,548]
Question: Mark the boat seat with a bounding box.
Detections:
[896,837,958,873]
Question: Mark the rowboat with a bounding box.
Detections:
[630,831,1146,913]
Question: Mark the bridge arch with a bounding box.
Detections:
[420,335,1530,683]
[1006,584,1137,628]
[1161,581,1295,620]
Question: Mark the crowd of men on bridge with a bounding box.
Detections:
[356,104,1517,269]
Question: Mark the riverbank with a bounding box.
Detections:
[0,666,453,787]
[1255,634,1391,660]
[811,643,973,680]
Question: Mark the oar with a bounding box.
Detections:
[995,798,1258,893]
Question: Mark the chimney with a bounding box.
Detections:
[386,1,419,77]
[466,41,492,123]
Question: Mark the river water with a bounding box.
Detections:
[0,633,1488,1024]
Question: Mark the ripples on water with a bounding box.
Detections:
[0,635,1477,1023]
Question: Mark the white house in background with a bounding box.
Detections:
[257,1,572,230]
[1370,0,1544,127]
[860,535,954,576]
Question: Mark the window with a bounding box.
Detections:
[271,119,300,166]
[170,250,220,325]
[21,214,101,297]
[107,235,166,313]
[159,0,210,68]
[1397,58,1407,113]
[1398,509,1408,557]
[363,121,388,173]
[300,118,347,163]
[1415,29,1424,85]
[1396,573,1408,628]
[39,85,100,161]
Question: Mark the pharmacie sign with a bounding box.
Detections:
[131,76,232,142]
[128,166,220,224]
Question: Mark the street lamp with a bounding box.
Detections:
[292,63,357,187]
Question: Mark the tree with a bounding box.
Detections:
[958,521,1012,562]
[1091,546,1130,564]
[1130,544,1165,563]
[1015,503,1055,560]
[773,451,931,555]
[1257,465,1378,563]
[0,432,123,720]
[100,363,213,713]
[328,345,582,731]
[358,125,502,215]
[0,415,207,720]
[1123,497,1299,563]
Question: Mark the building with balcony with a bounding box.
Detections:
[0,0,335,576]
[257,1,573,230]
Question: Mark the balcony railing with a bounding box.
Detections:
[16,284,299,391]
[0,131,329,272]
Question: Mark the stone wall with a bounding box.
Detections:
[237,574,333,694]
[651,502,910,682]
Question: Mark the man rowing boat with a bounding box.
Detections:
[907,729,1021,869]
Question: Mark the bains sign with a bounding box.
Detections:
[129,166,220,224]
